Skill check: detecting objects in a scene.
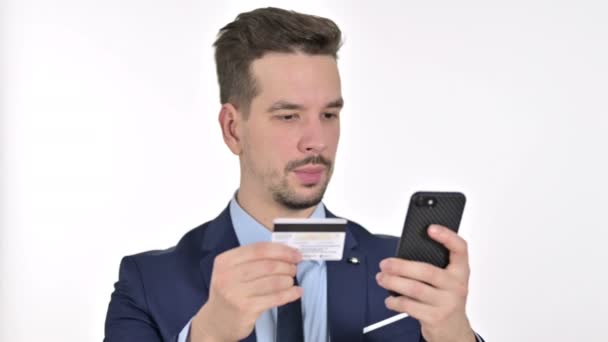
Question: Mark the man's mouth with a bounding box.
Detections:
[293,165,325,184]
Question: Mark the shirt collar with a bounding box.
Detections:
[229,193,327,264]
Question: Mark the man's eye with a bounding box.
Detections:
[278,114,298,121]
[323,112,338,120]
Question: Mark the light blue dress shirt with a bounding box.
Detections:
[178,197,329,342]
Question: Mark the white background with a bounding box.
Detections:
[2,0,607,341]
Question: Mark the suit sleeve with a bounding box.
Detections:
[104,256,163,342]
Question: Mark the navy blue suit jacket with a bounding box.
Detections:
[104,205,425,341]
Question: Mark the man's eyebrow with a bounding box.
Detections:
[266,98,344,112]
[267,101,303,112]
[326,98,344,109]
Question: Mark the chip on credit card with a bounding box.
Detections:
[272,218,347,261]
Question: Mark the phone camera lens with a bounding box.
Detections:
[415,196,437,207]
[426,197,437,207]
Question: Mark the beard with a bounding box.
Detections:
[269,155,333,210]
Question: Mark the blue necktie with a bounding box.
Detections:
[276,277,304,342]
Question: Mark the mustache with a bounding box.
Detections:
[286,155,332,172]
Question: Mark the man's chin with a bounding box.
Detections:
[278,197,323,210]
[294,180,327,198]
[274,186,326,210]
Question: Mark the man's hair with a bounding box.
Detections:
[213,7,342,115]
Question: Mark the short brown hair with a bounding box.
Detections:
[213,7,342,115]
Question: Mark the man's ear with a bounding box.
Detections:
[218,103,243,155]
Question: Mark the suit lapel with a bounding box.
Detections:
[198,205,257,342]
[326,209,367,342]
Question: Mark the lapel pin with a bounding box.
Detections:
[347,257,360,264]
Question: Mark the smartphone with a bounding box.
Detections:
[394,191,466,269]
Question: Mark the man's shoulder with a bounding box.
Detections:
[123,219,213,271]
[107,219,217,340]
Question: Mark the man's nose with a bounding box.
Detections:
[298,118,327,154]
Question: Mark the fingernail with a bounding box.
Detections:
[376,272,382,282]
[380,259,388,269]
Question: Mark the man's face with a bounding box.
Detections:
[239,52,342,210]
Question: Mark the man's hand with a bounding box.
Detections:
[376,224,476,342]
[190,242,303,342]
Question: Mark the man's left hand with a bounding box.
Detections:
[376,224,476,342]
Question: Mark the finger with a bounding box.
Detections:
[216,242,302,268]
[251,286,303,314]
[245,275,296,297]
[380,258,452,289]
[376,272,445,306]
[385,295,434,323]
[235,260,298,282]
[427,225,469,271]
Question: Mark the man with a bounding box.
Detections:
[104,7,484,342]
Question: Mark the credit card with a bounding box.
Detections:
[272,218,347,261]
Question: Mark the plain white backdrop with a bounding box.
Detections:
[2,0,607,341]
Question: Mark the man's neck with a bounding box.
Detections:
[235,189,317,231]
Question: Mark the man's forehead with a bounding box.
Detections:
[250,52,339,81]
[250,52,341,107]
[253,51,337,66]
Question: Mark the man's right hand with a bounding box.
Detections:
[190,242,303,342]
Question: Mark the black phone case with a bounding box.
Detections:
[394,191,466,269]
